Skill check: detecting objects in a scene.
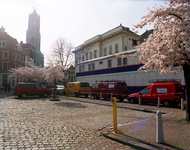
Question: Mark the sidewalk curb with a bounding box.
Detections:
[100,128,163,150]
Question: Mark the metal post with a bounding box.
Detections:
[158,97,160,107]
[156,111,164,143]
[100,92,102,101]
[113,97,117,133]
[181,98,184,110]
[111,93,113,101]
[139,96,141,105]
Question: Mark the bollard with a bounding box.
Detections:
[181,98,184,110]
[139,96,141,105]
[113,97,117,133]
[110,93,113,101]
[100,92,102,101]
[156,111,164,143]
[158,97,160,107]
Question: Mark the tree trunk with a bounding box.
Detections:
[54,78,56,100]
[183,62,190,122]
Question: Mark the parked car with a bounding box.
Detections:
[127,79,183,107]
[90,80,128,102]
[14,83,51,98]
[63,82,90,97]
[51,85,65,95]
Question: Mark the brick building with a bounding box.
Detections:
[0,27,29,89]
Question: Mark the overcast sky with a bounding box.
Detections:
[1,0,168,64]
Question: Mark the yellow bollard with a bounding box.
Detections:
[113,97,117,133]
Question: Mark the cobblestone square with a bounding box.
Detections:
[0,96,156,149]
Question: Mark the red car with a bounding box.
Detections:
[90,80,128,102]
[14,83,51,98]
[128,80,183,107]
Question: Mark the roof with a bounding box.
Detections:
[74,24,141,52]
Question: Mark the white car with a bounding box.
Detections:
[51,85,65,95]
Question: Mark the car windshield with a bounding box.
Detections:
[57,85,64,88]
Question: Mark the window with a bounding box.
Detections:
[94,50,97,58]
[140,88,150,94]
[104,47,107,56]
[3,63,8,70]
[14,63,16,68]
[90,52,92,59]
[80,83,90,87]
[109,46,112,55]
[132,39,137,46]
[123,58,127,65]
[18,55,21,62]
[86,53,88,60]
[125,46,127,51]
[22,56,24,63]
[14,53,17,61]
[35,84,42,89]
[3,51,8,58]
[108,60,112,67]
[69,84,74,87]
[88,64,91,70]
[115,44,119,53]
[0,41,6,48]
[82,65,84,71]
[92,63,95,70]
[117,58,122,66]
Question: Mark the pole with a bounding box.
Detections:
[156,111,164,143]
[158,97,160,107]
[113,97,117,133]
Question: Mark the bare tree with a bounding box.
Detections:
[47,37,75,70]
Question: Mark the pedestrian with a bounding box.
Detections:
[3,82,7,92]
[8,81,11,92]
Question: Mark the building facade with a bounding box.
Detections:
[73,24,185,96]
[0,27,29,89]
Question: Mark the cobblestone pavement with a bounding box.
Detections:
[0,95,156,150]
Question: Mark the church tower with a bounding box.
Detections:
[26,10,41,51]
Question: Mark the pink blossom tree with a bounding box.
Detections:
[44,65,65,99]
[10,58,44,82]
[123,0,190,120]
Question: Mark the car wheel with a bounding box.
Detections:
[131,98,137,104]
[85,94,88,98]
[74,92,78,97]
[43,93,48,98]
[93,94,97,99]
[163,100,170,107]
[63,92,66,95]
[21,93,27,98]
[119,98,124,102]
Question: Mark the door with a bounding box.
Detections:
[140,88,151,103]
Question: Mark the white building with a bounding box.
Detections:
[73,24,185,95]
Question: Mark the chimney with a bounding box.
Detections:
[0,26,5,32]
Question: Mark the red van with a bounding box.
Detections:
[90,80,128,102]
[14,83,51,98]
[127,79,183,107]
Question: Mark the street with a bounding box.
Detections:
[0,95,156,150]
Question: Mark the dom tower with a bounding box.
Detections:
[25,9,44,67]
[26,10,40,51]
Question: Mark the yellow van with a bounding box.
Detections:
[63,82,90,97]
